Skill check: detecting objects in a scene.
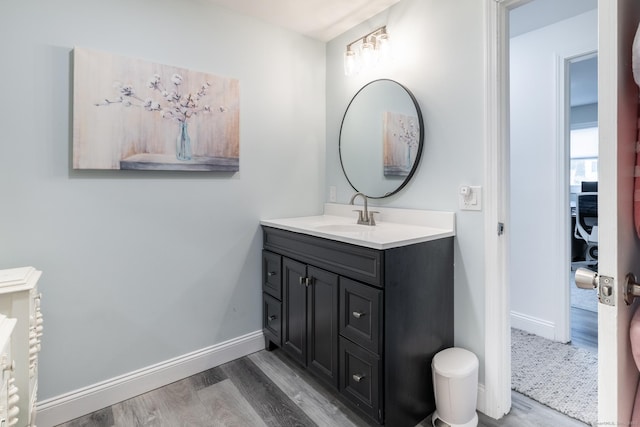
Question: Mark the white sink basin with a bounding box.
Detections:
[260,204,456,250]
[314,224,371,233]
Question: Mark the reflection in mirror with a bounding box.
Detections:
[339,79,423,199]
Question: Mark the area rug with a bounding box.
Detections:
[511,328,597,425]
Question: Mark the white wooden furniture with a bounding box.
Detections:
[0,267,42,427]
[0,313,18,426]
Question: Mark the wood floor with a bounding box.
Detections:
[569,306,598,352]
[57,347,589,427]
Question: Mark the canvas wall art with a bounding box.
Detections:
[73,48,240,171]
[383,111,419,177]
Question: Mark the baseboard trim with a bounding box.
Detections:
[510,311,556,341]
[36,330,264,427]
[477,382,486,415]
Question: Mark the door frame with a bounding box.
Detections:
[483,0,592,418]
[557,50,600,342]
[484,0,523,418]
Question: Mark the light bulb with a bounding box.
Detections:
[377,33,391,61]
[344,49,357,76]
[361,39,376,68]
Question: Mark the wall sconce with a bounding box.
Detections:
[344,26,391,77]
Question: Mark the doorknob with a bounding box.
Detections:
[575,268,598,290]
[624,273,640,306]
[575,267,615,306]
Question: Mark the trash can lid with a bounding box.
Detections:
[432,347,479,378]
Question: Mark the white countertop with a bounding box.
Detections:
[260,203,455,250]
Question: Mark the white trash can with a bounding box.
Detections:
[431,347,479,427]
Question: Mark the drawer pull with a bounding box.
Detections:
[267,271,277,277]
[352,373,365,383]
[268,315,277,322]
[352,311,366,319]
[298,277,310,287]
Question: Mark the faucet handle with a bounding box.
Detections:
[368,211,379,226]
[352,209,365,224]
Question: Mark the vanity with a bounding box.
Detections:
[260,204,455,426]
[259,78,454,425]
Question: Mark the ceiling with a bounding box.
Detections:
[204,0,401,41]
[205,0,598,106]
[206,0,597,43]
[509,0,597,38]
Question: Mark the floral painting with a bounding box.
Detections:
[73,48,239,171]
[383,111,419,177]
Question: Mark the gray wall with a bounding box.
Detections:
[0,0,326,399]
[326,0,487,380]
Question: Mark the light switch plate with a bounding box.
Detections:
[329,186,337,202]
[459,186,482,211]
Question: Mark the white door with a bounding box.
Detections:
[596,0,640,423]
[484,0,640,422]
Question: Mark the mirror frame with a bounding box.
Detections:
[338,79,424,199]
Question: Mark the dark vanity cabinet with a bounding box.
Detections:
[261,226,454,426]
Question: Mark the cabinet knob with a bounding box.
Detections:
[267,271,277,277]
[352,311,366,319]
[352,373,365,383]
[268,315,277,322]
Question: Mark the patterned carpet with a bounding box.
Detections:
[511,328,597,426]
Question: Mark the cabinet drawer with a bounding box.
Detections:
[340,278,382,354]
[262,251,282,299]
[339,337,382,423]
[263,294,282,347]
[263,227,383,287]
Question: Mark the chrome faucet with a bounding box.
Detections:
[349,192,378,226]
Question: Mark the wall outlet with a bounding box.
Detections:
[329,186,337,202]
[459,185,482,211]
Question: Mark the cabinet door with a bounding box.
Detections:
[282,258,307,365]
[306,266,339,387]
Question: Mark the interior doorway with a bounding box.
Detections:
[507,1,598,424]
[568,53,598,352]
[485,0,640,422]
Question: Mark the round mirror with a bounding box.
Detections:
[339,79,424,199]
